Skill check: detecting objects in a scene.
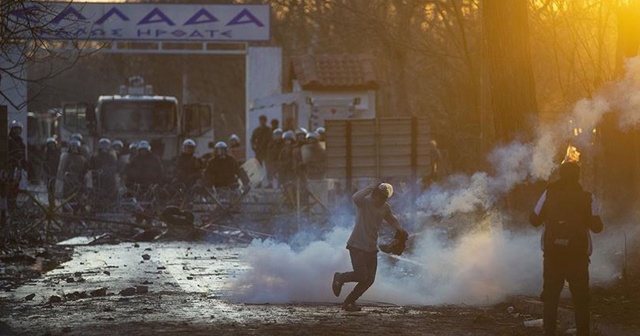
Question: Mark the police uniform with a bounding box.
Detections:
[175,152,202,188]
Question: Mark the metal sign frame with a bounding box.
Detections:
[8,2,271,43]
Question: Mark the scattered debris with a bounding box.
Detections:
[119,287,136,296]
[90,288,107,297]
[103,270,111,276]
[141,254,151,261]
[48,295,62,303]
[56,234,109,246]
[65,291,88,301]
[135,285,149,294]
[524,318,544,328]
[24,293,36,301]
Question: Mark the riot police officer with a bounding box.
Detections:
[175,139,202,189]
[204,141,249,190]
[277,131,296,189]
[7,120,27,210]
[57,139,88,202]
[124,140,164,192]
[90,138,119,203]
[265,128,283,188]
[228,134,245,163]
[43,137,61,205]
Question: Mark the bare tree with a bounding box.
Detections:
[0,1,85,109]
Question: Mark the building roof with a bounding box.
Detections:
[290,54,378,91]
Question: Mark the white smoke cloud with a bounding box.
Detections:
[229,57,640,306]
[231,213,546,305]
[617,57,640,128]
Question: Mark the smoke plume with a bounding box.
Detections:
[230,57,640,305]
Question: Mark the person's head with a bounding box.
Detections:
[371,183,393,207]
[295,127,307,143]
[68,139,81,154]
[9,120,23,138]
[214,141,228,157]
[305,131,319,144]
[138,140,151,156]
[182,139,196,155]
[98,138,111,151]
[112,140,123,153]
[229,134,241,148]
[282,130,295,145]
[270,119,279,129]
[272,128,283,141]
[129,142,139,155]
[46,137,57,149]
[559,161,580,183]
[259,115,267,126]
[71,133,83,143]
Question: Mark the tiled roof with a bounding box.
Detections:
[290,54,378,91]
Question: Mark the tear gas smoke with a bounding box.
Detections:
[230,57,640,305]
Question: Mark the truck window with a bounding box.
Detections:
[100,100,177,132]
[184,104,213,135]
[62,104,88,132]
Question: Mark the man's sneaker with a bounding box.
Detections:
[332,272,343,297]
[342,302,361,312]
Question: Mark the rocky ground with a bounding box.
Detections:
[0,238,638,336]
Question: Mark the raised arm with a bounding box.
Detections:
[352,183,377,207]
[529,190,547,227]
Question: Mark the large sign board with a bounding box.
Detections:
[8,2,270,42]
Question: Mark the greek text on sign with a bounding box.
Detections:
[8,3,271,42]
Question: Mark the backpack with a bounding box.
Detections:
[541,181,592,258]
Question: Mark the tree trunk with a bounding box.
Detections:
[600,2,640,221]
[482,0,538,144]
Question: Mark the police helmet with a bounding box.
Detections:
[183,139,196,148]
[214,141,228,149]
[71,133,83,142]
[46,137,57,145]
[282,130,295,141]
[112,140,124,149]
[229,134,240,144]
[69,139,81,148]
[98,138,111,150]
[9,120,23,130]
[129,142,138,151]
[273,128,283,135]
[306,132,319,141]
[295,127,308,136]
[138,140,151,151]
[315,126,326,135]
